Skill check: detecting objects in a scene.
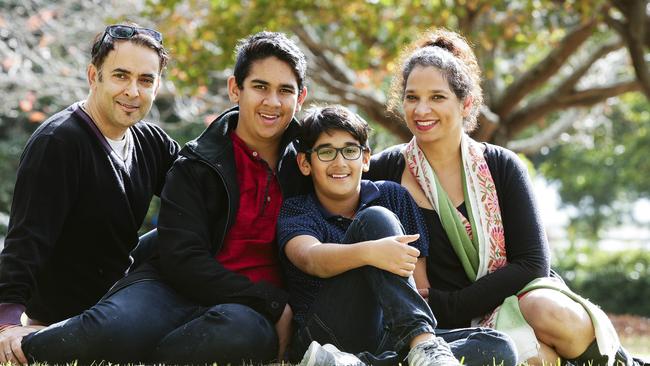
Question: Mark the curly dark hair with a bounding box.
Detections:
[388,28,483,132]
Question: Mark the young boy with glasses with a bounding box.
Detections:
[0,23,178,364]
[278,105,517,366]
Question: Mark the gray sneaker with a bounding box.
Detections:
[633,357,650,366]
[407,337,460,366]
[299,341,367,366]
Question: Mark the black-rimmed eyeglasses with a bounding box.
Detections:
[93,25,163,54]
[307,145,367,162]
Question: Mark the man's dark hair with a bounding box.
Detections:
[234,31,307,91]
[90,22,170,78]
[297,105,371,155]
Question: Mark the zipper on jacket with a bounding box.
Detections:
[196,159,232,251]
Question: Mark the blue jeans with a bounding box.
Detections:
[288,206,517,366]
[353,328,517,366]
[22,279,277,364]
[437,327,517,366]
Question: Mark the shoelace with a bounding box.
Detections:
[421,338,455,361]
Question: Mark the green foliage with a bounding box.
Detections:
[2,0,649,243]
[554,247,650,317]
[0,130,29,236]
[137,2,646,242]
[144,0,603,94]
[536,92,650,239]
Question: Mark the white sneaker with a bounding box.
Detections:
[407,337,460,366]
[299,340,367,366]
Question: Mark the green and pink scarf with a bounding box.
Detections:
[404,134,619,364]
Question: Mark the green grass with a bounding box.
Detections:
[5,334,648,366]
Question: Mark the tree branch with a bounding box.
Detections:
[471,106,501,142]
[479,40,623,143]
[290,18,413,140]
[310,70,412,140]
[609,0,650,99]
[506,109,584,154]
[458,1,492,35]
[556,40,624,95]
[506,80,640,137]
[646,16,650,48]
[291,21,353,85]
[493,19,598,118]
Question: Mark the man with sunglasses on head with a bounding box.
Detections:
[0,23,179,364]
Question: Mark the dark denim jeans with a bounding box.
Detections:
[22,279,277,365]
[128,228,158,273]
[437,327,517,366]
[288,206,517,366]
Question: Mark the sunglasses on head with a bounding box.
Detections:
[93,25,163,54]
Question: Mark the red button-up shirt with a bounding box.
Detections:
[215,132,284,288]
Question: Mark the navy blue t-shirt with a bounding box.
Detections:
[277,179,429,326]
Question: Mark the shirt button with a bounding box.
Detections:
[271,301,279,309]
[267,196,271,202]
[252,151,258,157]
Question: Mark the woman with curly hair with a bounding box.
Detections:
[366,28,642,366]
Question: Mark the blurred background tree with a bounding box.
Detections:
[145,0,650,241]
[1,0,649,245]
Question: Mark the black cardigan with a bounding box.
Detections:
[366,143,550,328]
[0,103,179,324]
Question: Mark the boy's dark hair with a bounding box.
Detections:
[298,105,371,154]
[90,22,170,77]
[234,31,307,91]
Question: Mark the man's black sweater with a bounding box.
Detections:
[0,103,179,324]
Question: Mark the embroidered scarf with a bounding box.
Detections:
[405,135,620,362]
[404,134,507,283]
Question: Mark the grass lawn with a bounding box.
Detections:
[5,314,648,365]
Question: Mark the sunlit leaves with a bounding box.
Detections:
[145,0,603,96]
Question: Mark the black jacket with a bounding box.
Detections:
[118,107,305,323]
